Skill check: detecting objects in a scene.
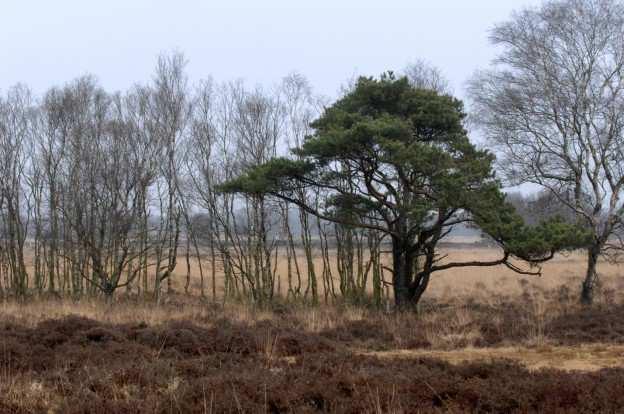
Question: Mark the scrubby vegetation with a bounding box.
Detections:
[2,290,624,413]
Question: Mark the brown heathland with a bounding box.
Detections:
[1,248,624,413]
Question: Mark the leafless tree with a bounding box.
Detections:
[280,73,325,302]
[41,78,158,297]
[468,0,624,304]
[145,51,191,299]
[37,85,71,294]
[404,59,451,94]
[0,85,33,296]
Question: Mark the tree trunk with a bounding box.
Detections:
[581,244,600,306]
[391,237,415,308]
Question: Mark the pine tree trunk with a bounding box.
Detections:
[391,237,415,309]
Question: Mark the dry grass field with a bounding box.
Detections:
[169,247,624,304]
[1,247,624,412]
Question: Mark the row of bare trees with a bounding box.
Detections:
[0,52,390,305]
[6,0,620,308]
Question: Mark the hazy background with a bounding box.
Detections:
[1,0,542,100]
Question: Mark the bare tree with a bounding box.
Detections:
[228,83,285,303]
[186,79,246,301]
[43,78,159,297]
[468,0,624,305]
[404,59,451,94]
[37,85,71,294]
[146,51,191,299]
[280,73,325,303]
[507,190,578,226]
[0,85,33,296]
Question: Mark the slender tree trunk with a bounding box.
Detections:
[581,244,601,306]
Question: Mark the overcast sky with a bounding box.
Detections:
[1,0,544,101]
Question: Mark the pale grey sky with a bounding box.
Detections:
[1,1,542,99]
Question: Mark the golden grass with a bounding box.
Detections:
[428,248,622,298]
[360,343,624,372]
[0,295,366,332]
[14,247,624,303]
[3,248,623,333]
[165,247,624,304]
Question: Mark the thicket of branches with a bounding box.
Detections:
[0,52,402,306]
